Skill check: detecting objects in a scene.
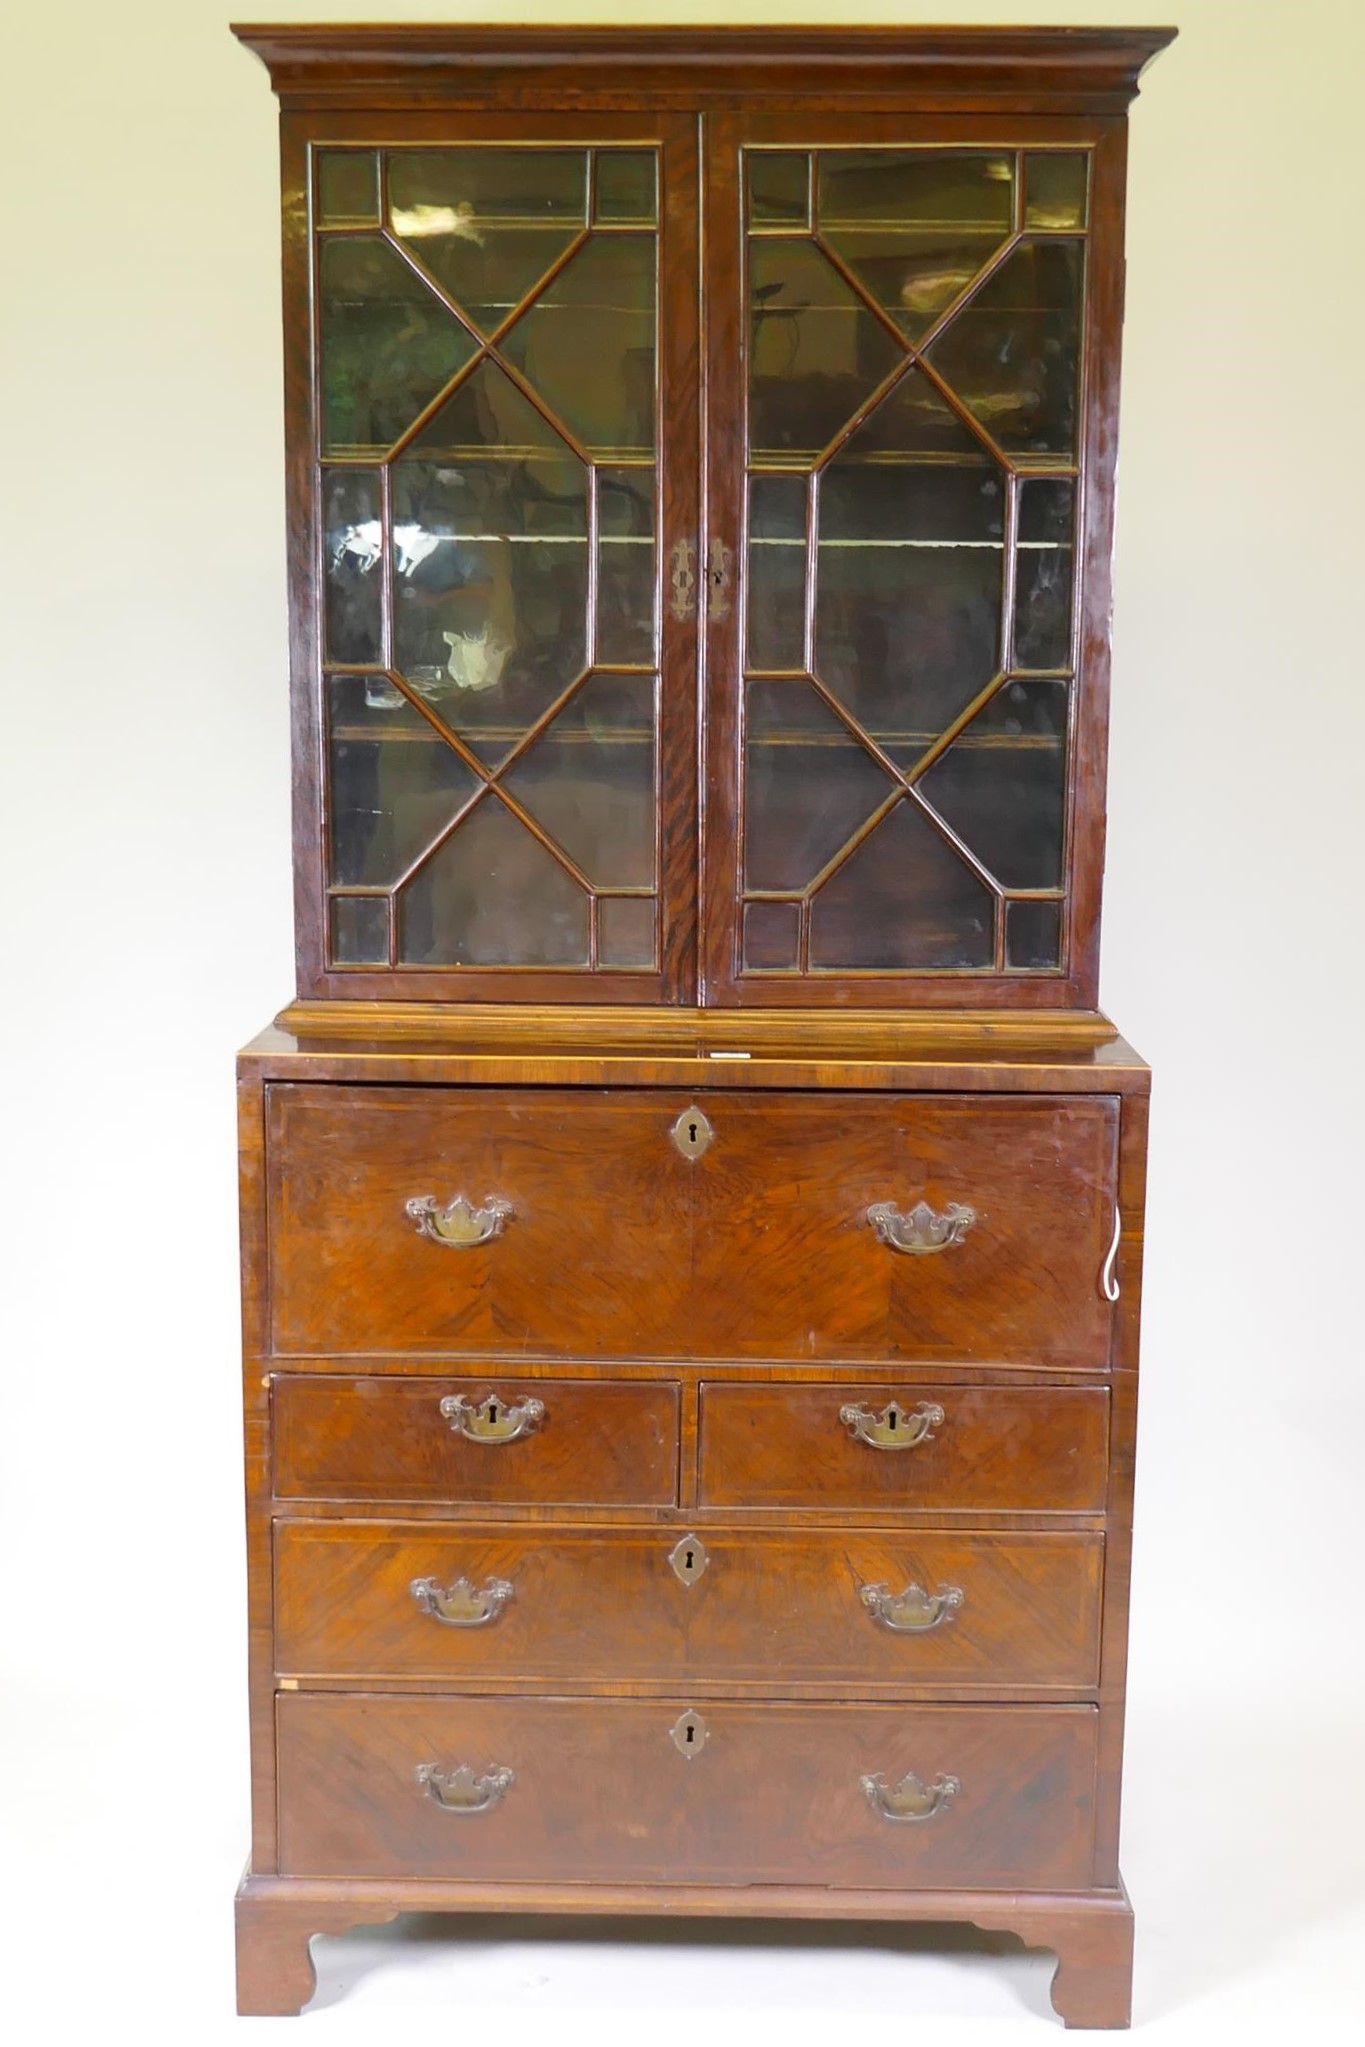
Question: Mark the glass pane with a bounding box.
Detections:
[500,234,656,457]
[397,796,589,965]
[323,469,383,665]
[819,151,1014,344]
[1015,478,1075,670]
[596,467,656,665]
[748,153,810,228]
[392,361,588,766]
[318,237,476,456]
[925,241,1084,459]
[918,678,1069,890]
[1006,898,1063,969]
[598,896,657,968]
[809,799,994,969]
[595,152,657,225]
[330,895,389,965]
[502,674,656,890]
[327,676,480,888]
[749,239,903,465]
[747,474,808,671]
[387,149,586,334]
[1026,153,1088,231]
[317,151,378,226]
[745,680,894,892]
[744,899,800,970]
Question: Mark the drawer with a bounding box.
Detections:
[274,1522,1103,1688]
[273,1375,679,1507]
[277,1693,1098,1889]
[266,1085,694,1357]
[699,1382,1109,1512]
[689,1093,1119,1366]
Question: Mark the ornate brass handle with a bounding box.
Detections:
[406,1193,512,1247]
[410,1573,514,1627]
[439,1392,545,1443]
[867,1199,975,1253]
[861,1769,961,1823]
[415,1762,514,1814]
[1100,1205,1121,1302]
[840,1399,944,1451]
[860,1580,964,1632]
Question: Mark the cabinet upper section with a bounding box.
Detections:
[236,25,1172,1012]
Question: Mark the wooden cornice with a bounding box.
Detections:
[231,24,1177,114]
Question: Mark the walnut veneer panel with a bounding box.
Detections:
[699,1382,1110,1511]
[266,1086,694,1357]
[274,1376,680,1507]
[689,1094,1119,1366]
[276,1692,1098,1890]
[274,1522,1103,1688]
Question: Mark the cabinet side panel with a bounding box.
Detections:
[238,1071,279,1868]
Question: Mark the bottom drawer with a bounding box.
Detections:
[277,1693,1097,1891]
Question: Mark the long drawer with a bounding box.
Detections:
[274,1521,1104,1687]
[699,1381,1110,1512]
[266,1085,1118,1366]
[273,1375,680,1507]
[276,1693,1099,1889]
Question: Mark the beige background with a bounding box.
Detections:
[4,2,1363,2038]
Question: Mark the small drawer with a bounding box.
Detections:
[276,1692,1098,1890]
[265,1084,694,1358]
[273,1375,680,1507]
[699,1382,1110,1512]
[274,1521,1103,1688]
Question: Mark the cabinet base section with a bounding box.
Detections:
[233,1870,1134,2027]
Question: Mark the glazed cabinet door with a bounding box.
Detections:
[700,112,1125,1009]
[291,112,700,999]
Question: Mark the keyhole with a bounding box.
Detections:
[487,1399,500,1427]
[887,1409,898,1434]
[684,1548,695,1571]
[685,1723,696,1744]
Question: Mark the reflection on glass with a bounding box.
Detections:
[1015,478,1075,669]
[598,896,657,968]
[595,152,657,225]
[330,895,389,965]
[392,360,587,766]
[317,151,378,226]
[596,467,656,665]
[327,676,480,888]
[743,899,800,970]
[500,234,656,456]
[1025,153,1088,230]
[502,674,656,890]
[745,680,894,892]
[1005,898,1063,969]
[809,799,994,969]
[749,153,810,228]
[747,473,807,671]
[749,240,903,464]
[918,678,1068,889]
[387,150,586,333]
[319,237,476,455]
[398,795,589,965]
[323,470,383,665]
[819,151,1014,344]
[925,240,1084,458]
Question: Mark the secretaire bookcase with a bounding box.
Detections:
[230,22,1173,2026]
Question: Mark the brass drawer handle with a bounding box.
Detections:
[439,1392,545,1443]
[867,1199,976,1253]
[415,1762,514,1814]
[840,1399,944,1451]
[860,1580,964,1633]
[406,1193,512,1247]
[1100,1205,1122,1302]
[410,1573,514,1627]
[861,1768,961,1824]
